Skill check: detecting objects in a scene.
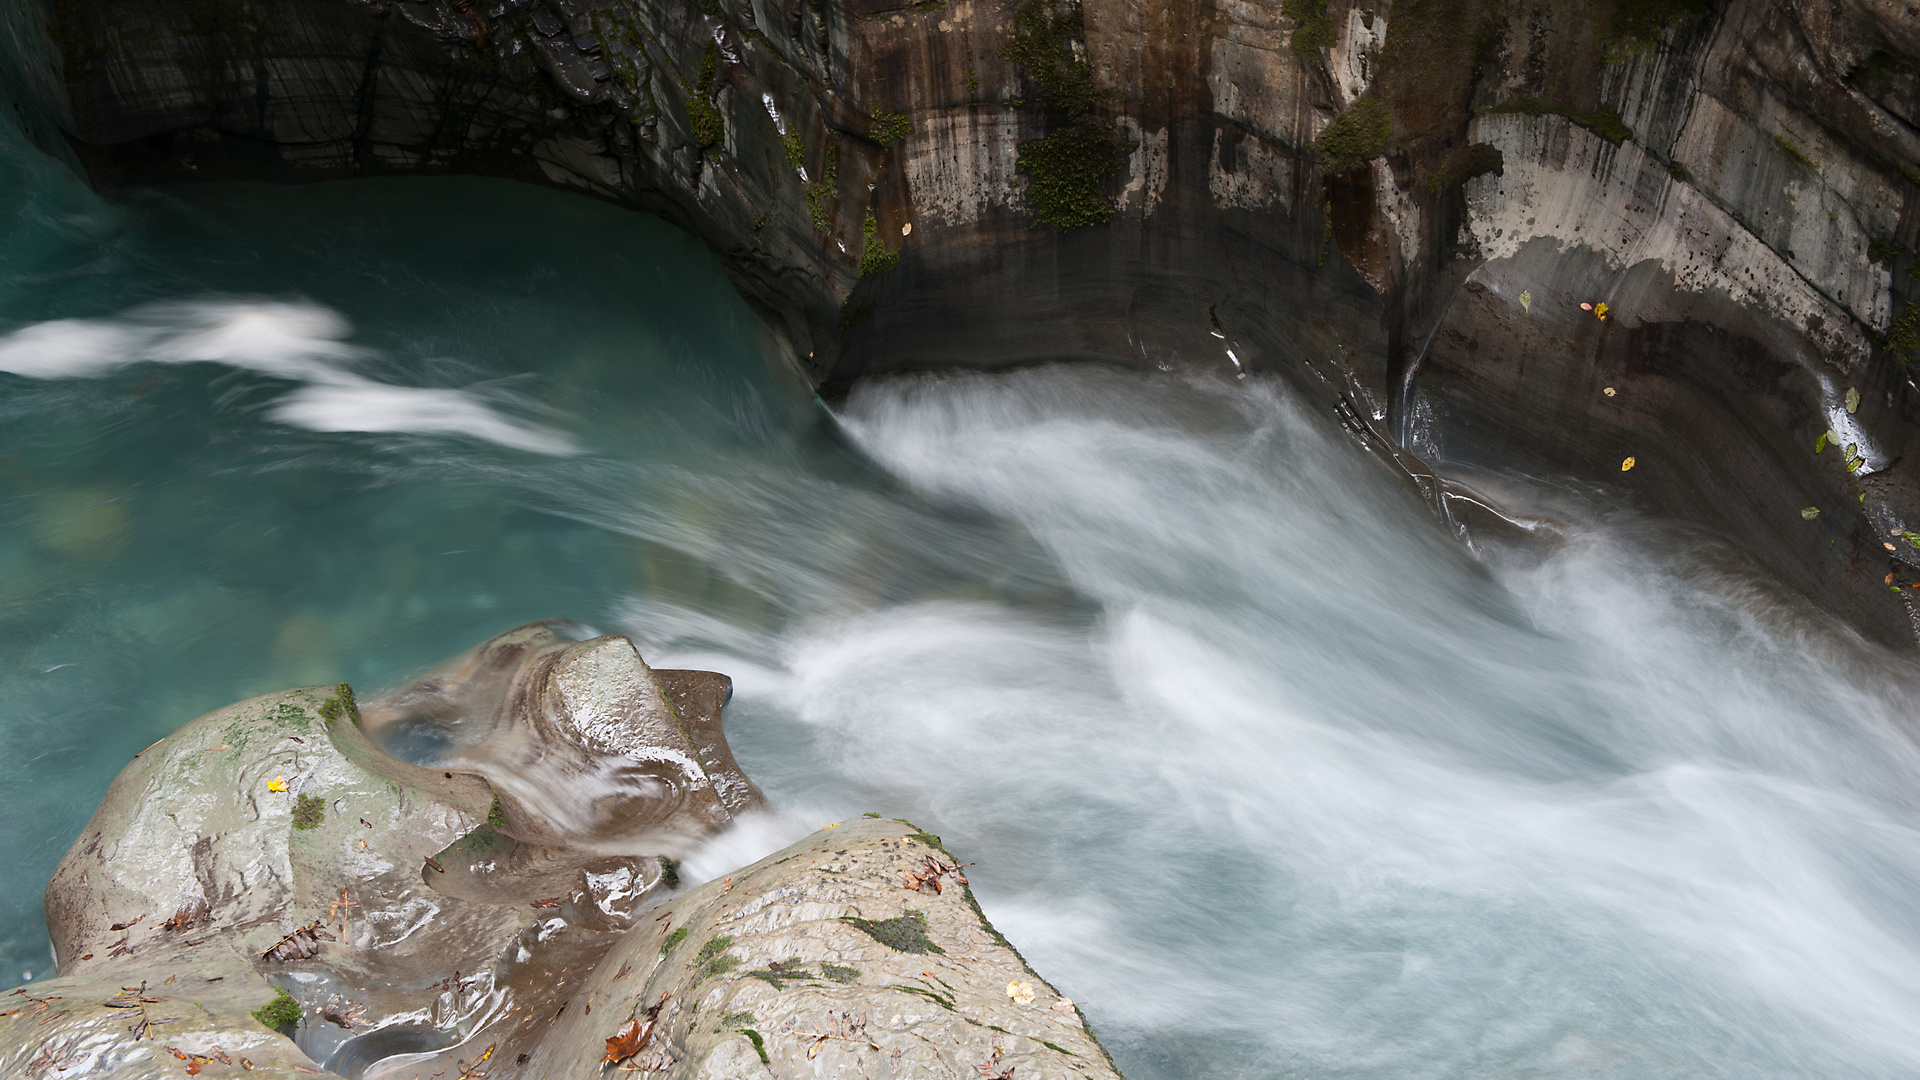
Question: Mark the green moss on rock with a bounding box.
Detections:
[1316,97,1393,174]
[316,683,357,726]
[292,794,325,830]
[1017,118,1132,230]
[684,42,725,148]
[1604,0,1710,60]
[1888,302,1920,367]
[870,110,912,143]
[1428,143,1503,191]
[1283,0,1336,56]
[841,909,945,954]
[1002,0,1097,116]
[859,209,899,278]
[252,987,300,1031]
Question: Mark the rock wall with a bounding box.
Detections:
[9,0,1920,644]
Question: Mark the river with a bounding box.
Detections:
[3,105,1919,1079]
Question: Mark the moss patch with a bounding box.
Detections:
[806,145,839,233]
[739,1028,770,1064]
[781,127,805,169]
[1604,0,1710,60]
[1772,134,1818,169]
[1488,98,1633,145]
[683,41,724,148]
[659,856,681,890]
[821,962,860,983]
[316,683,357,726]
[1316,97,1394,174]
[859,209,900,278]
[1004,0,1129,230]
[1427,143,1503,191]
[291,795,326,831]
[1888,302,1920,367]
[661,926,689,955]
[252,987,300,1031]
[745,958,812,988]
[485,796,507,829]
[1017,118,1132,229]
[870,110,912,143]
[1002,0,1097,115]
[696,933,739,978]
[1868,237,1902,265]
[1283,0,1335,55]
[841,909,944,954]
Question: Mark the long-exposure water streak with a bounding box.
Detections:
[1,101,1917,1080]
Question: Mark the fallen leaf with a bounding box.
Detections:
[1802,507,1821,520]
[267,776,288,793]
[822,822,841,829]
[1621,456,1636,471]
[603,1017,652,1064]
[1581,302,1593,311]
[1050,998,1077,1013]
[1845,387,1860,414]
[1006,980,1036,1005]
[1603,387,1616,397]
[1887,574,1896,585]
[1594,302,1609,319]
[1814,432,1829,453]
[1519,289,1532,312]
[1885,542,1898,552]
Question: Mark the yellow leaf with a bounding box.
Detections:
[1006,980,1036,1005]
[1594,302,1609,318]
[1603,387,1616,397]
[1519,289,1532,312]
[268,776,288,793]
[1621,456,1636,471]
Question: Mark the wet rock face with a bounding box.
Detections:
[16,0,1920,642]
[528,816,1121,1080]
[14,623,768,1078]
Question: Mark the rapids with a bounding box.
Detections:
[2,104,1919,1079]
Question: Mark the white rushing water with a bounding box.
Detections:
[631,367,1920,1080]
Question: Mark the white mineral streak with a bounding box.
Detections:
[902,110,1020,225]
[1669,93,1899,331]
[1117,117,1169,216]
[1327,9,1386,106]
[1463,112,1873,369]
[1209,126,1297,211]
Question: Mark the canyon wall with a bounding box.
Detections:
[8,0,1920,645]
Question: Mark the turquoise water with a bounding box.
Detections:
[6,111,1920,1079]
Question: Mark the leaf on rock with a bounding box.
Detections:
[1006,980,1036,1005]
[267,776,288,793]
[1620,456,1635,471]
[1845,387,1860,414]
[603,1017,652,1064]
[1814,432,1829,453]
[1519,289,1532,312]
[1801,507,1820,519]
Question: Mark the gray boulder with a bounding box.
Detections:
[5,623,1117,1079]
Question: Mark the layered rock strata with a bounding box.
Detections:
[8,0,1920,643]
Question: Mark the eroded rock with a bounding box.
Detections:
[11,624,1106,1078]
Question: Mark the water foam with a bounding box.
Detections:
[0,300,576,454]
[627,367,1920,1079]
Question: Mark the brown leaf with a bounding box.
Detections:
[603,1018,653,1065]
